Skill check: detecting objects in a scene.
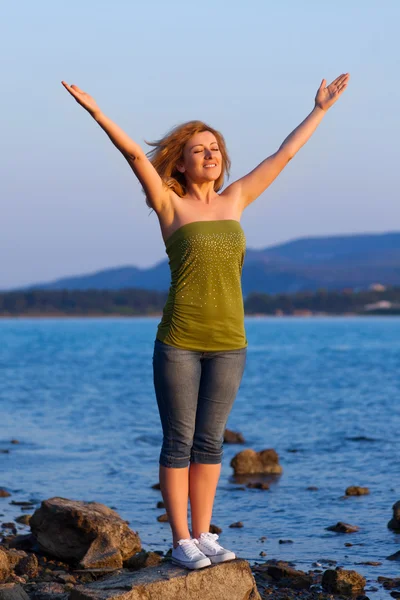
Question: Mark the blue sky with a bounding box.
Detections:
[1,0,399,290]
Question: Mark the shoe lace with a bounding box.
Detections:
[200,532,223,550]
[177,538,201,559]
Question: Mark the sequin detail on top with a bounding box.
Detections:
[156,220,248,351]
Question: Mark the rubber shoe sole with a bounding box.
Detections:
[207,551,236,564]
[171,555,211,569]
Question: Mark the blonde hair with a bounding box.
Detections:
[144,120,231,209]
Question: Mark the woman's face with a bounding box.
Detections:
[178,130,222,184]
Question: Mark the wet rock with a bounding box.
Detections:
[246,483,270,490]
[388,500,400,531]
[223,429,245,444]
[253,560,311,590]
[14,553,38,578]
[345,486,370,496]
[156,502,165,509]
[259,551,267,557]
[52,571,77,584]
[1,550,26,572]
[0,584,30,600]
[278,540,293,544]
[0,548,10,582]
[1,526,16,536]
[151,483,161,490]
[229,522,243,528]
[29,497,141,570]
[230,449,282,475]
[322,568,366,595]
[124,550,162,571]
[14,517,30,527]
[69,558,261,600]
[0,491,11,499]
[306,486,318,491]
[157,513,168,522]
[26,582,68,600]
[326,522,360,533]
[7,535,37,552]
[387,550,400,561]
[355,561,382,566]
[378,576,400,589]
[209,524,222,534]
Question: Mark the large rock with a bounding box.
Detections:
[70,559,261,600]
[0,584,30,600]
[29,497,141,569]
[230,449,282,475]
[0,549,10,583]
[388,500,400,531]
[322,568,366,595]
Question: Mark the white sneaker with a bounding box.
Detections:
[171,538,212,569]
[195,532,236,564]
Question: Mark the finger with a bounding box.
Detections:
[331,73,349,87]
[319,78,326,90]
[61,82,78,95]
[70,84,85,93]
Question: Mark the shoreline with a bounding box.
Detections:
[1,312,397,319]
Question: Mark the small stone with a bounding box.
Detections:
[306,486,319,491]
[246,482,270,490]
[388,500,400,531]
[229,521,243,528]
[0,489,11,498]
[124,550,162,571]
[209,524,222,534]
[223,429,245,444]
[345,486,370,496]
[151,483,161,490]
[326,521,360,533]
[157,513,169,522]
[259,551,267,557]
[278,539,293,544]
[230,448,283,475]
[15,516,30,526]
[156,501,165,509]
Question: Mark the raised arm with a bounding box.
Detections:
[61,82,170,214]
[226,73,350,210]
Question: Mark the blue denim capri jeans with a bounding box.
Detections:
[152,338,247,468]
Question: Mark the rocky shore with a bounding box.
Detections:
[2,435,400,599]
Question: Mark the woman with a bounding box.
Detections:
[62,73,349,569]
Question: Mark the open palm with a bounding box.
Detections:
[315,73,350,111]
[61,81,100,117]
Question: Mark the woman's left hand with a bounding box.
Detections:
[315,73,350,111]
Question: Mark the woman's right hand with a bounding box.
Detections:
[61,81,101,118]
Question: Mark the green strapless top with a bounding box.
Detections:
[156,219,248,351]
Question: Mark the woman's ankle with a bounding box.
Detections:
[173,534,192,548]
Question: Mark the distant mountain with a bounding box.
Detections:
[10,231,400,296]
